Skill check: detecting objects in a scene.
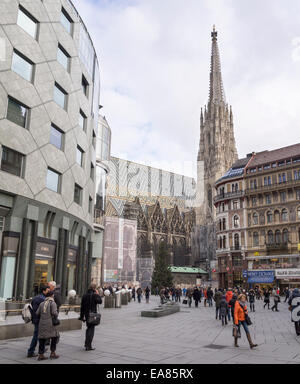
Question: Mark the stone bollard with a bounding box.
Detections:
[104,295,115,309]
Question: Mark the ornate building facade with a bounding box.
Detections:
[214,143,300,290]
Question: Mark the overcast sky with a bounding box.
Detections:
[75,0,300,178]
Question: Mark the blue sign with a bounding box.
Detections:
[242,270,248,278]
[247,270,275,283]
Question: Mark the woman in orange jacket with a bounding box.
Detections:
[234,294,257,349]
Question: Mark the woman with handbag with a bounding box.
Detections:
[234,294,257,349]
[36,291,60,360]
[79,283,102,351]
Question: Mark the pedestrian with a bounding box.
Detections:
[193,287,200,308]
[137,287,142,303]
[48,281,62,312]
[27,285,50,358]
[183,287,187,297]
[160,287,165,304]
[225,288,233,321]
[36,290,60,360]
[79,283,102,351]
[155,286,159,296]
[233,294,257,349]
[284,287,290,303]
[220,295,228,325]
[248,289,255,312]
[132,286,136,302]
[229,293,237,322]
[263,290,271,309]
[204,288,207,307]
[187,288,193,308]
[207,287,213,307]
[145,286,150,303]
[214,289,223,320]
[271,293,280,312]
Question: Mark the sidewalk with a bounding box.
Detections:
[0,296,299,364]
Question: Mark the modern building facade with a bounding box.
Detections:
[214,144,300,290]
[0,0,100,300]
[92,114,111,285]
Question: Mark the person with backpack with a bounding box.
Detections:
[36,290,60,360]
[79,283,102,351]
[26,284,50,358]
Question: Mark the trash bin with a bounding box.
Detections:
[121,292,128,305]
[104,295,115,309]
[115,291,122,308]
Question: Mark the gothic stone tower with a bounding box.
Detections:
[196,26,238,226]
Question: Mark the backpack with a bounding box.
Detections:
[22,303,33,324]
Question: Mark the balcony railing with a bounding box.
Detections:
[245,178,300,194]
[214,190,245,203]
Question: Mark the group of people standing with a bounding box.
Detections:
[27,282,102,360]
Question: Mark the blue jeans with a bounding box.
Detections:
[28,323,39,355]
[227,309,231,321]
[239,320,249,334]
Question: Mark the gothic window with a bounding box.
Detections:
[253,213,258,225]
[222,218,226,230]
[265,194,271,204]
[267,211,273,223]
[233,215,239,228]
[298,228,300,242]
[267,230,274,244]
[274,210,280,223]
[298,207,300,220]
[275,230,281,244]
[234,234,240,249]
[280,191,286,202]
[233,201,238,210]
[253,232,259,247]
[252,197,257,207]
[283,229,289,244]
[223,236,226,249]
[218,219,222,231]
[281,209,288,222]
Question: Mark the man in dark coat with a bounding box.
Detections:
[207,287,213,307]
[193,287,200,308]
[27,285,50,358]
[214,289,223,320]
[79,283,102,351]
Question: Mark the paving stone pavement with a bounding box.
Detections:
[0,296,299,364]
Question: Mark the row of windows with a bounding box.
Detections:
[17,5,73,40]
[6,96,95,175]
[249,170,300,190]
[0,145,93,213]
[250,190,300,207]
[218,234,240,250]
[251,229,290,246]
[247,157,300,174]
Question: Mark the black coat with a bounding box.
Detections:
[193,289,200,301]
[31,294,46,325]
[80,290,102,322]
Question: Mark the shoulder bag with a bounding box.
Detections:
[242,305,252,326]
[50,301,60,326]
[87,293,101,326]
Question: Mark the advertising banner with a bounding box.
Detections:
[247,270,275,283]
[104,270,118,282]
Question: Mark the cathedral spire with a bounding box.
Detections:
[209,25,226,106]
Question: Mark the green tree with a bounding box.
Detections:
[151,241,173,292]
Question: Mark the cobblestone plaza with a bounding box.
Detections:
[0,297,299,365]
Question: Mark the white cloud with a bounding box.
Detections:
[75,0,300,178]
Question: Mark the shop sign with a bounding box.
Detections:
[254,252,260,256]
[247,270,274,283]
[298,244,300,252]
[242,270,248,278]
[36,241,56,259]
[275,269,300,279]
